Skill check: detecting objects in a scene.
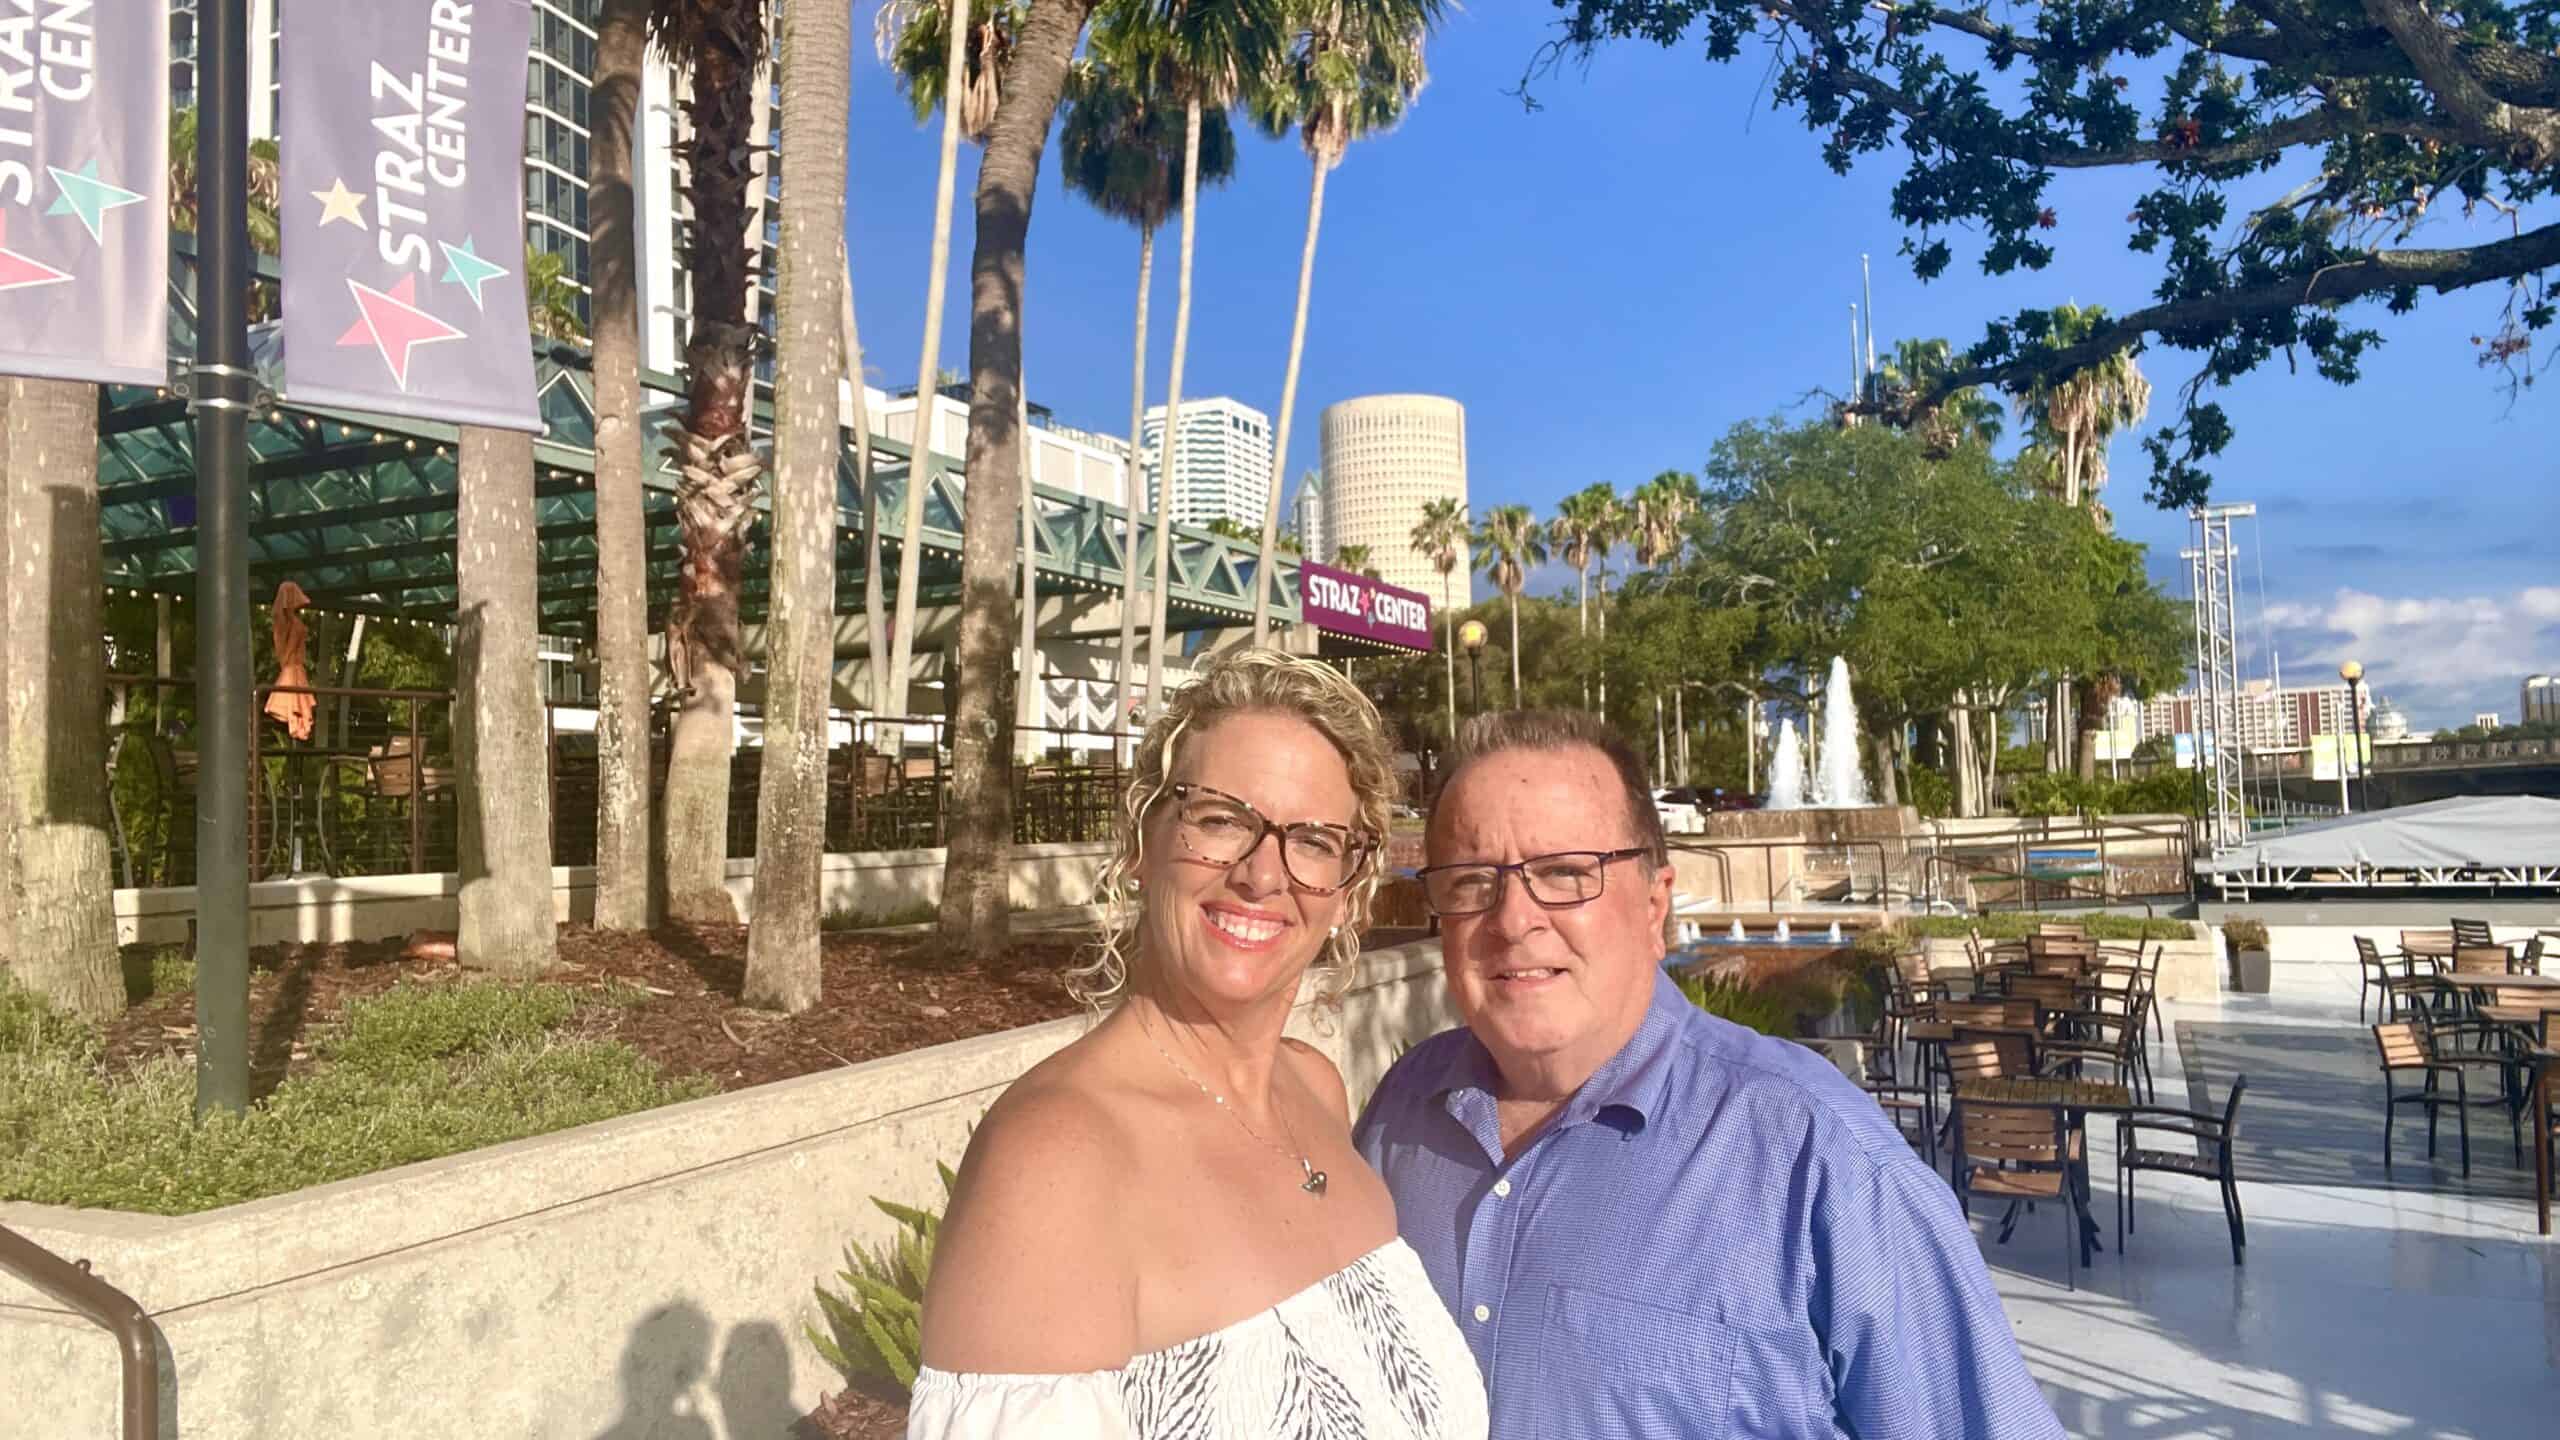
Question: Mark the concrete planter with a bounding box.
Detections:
[0,943,1461,1439]
[1915,932,2217,1001]
[2229,948,2271,993]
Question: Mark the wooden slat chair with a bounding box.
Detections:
[2445,945,2515,1021]
[2519,936,2548,978]
[2008,974,2082,1038]
[2353,936,2423,1024]
[1952,1100,2083,1289]
[2036,923,2089,939]
[2451,917,2498,955]
[2040,993,2155,1101]
[1862,1079,1937,1169]
[2115,1076,2250,1265]
[2375,1022,2482,1176]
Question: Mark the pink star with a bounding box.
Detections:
[0,213,72,293]
[337,273,465,390]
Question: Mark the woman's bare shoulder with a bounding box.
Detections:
[1278,1037,1352,1126]
[919,1058,1144,1373]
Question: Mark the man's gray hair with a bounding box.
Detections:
[1442,709,1667,865]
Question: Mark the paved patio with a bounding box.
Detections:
[1964,940,2560,1436]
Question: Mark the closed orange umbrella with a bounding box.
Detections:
[263,581,316,741]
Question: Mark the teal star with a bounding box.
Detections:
[45,160,146,245]
[437,234,510,310]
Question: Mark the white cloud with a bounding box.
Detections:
[2260,586,2558,727]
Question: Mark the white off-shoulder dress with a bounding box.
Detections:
[908,1239,1488,1439]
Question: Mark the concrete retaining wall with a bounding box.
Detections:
[0,942,1461,1440]
[109,842,1117,948]
[1913,932,2220,1001]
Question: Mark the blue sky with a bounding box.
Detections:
[839,4,2559,730]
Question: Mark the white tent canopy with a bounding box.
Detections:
[2199,795,2560,877]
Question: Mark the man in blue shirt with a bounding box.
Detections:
[1356,711,2064,1438]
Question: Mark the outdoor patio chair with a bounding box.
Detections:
[2515,936,2546,977]
[2036,923,2089,939]
[2039,994,2155,1101]
[2452,917,2498,954]
[2353,936,2422,1023]
[2116,1075,2249,1265]
[1862,1079,1937,1169]
[2376,1021,2490,1177]
[1952,1099,2084,1290]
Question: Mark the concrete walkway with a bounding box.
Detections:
[1969,944,2560,1437]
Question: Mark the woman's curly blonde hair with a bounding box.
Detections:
[1072,649,1399,1011]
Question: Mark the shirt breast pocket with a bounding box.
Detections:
[1537,1283,1737,1439]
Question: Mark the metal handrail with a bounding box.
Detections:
[1920,850,2160,926]
[1666,836,1894,915]
[0,1224,159,1439]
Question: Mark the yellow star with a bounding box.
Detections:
[311,177,368,230]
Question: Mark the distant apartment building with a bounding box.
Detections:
[1293,474,1330,564]
[1320,394,1469,600]
[2524,675,2559,726]
[2137,679,2369,750]
[2474,711,2504,731]
[866,385,1131,507]
[1139,397,1274,530]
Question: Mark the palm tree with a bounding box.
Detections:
[1548,482,1615,710]
[1877,336,2002,456]
[587,0,653,932]
[1473,503,1546,708]
[1409,496,1467,743]
[2012,304,2151,780]
[743,0,852,1013]
[1590,487,1625,717]
[523,248,587,342]
[876,1,1020,728]
[455,420,559,978]
[1125,0,1289,723]
[1332,542,1378,577]
[1244,0,1442,641]
[938,0,1103,956]
[647,0,770,923]
[169,107,280,255]
[1,378,120,1019]
[1057,43,1236,757]
[1630,470,1699,570]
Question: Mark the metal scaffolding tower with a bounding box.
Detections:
[2185,504,2255,851]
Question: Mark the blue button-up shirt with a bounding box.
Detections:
[1355,971,2064,1440]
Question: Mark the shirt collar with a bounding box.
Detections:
[1436,968,1690,1136]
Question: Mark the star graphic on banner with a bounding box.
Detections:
[0,212,74,293]
[337,273,465,390]
[312,177,368,229]
[44,160,146,244]
[437,235,509,310]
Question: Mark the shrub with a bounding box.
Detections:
[0,978,711,1215]
[1674,972,1799,1037]
[1897,913,2193,942]
[809,1164,955,1396]
[2223,918,2270,950]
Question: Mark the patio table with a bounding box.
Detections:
[1957,1077,2135,1263]
[2527,1046,2558,1237]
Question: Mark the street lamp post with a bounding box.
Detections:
[2340,660,2370,813]
[1458,619,1488,717]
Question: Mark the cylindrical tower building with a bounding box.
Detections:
[1319,394,1469,603]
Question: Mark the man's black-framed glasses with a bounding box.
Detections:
[1416,849,1652,916]
[1161,782,1375,894]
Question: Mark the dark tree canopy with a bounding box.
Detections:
[1536,0,2560,507]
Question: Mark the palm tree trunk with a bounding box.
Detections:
[1110,226,1153,762]
[2074,674,2103,784]
[660,9,764,924]
[850,246,886,716]
[455,425,559,977]
[1016,379,1040,759]
[940,0,1091,957]
[744,0,849,1014]
[1440,567,1455,746]
[1,378,120,1019]
[1596,568,1611,717]
[884,0,975,733]
[587,0,653,931]
[1143,96,1204,722]
[1506,586,1522,707]
[1249,148,1330,641]
[1575,561,1589,710]
[1952,691,1980,818]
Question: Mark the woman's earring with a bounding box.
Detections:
[1329,926,1340,939]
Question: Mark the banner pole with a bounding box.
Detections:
[193,0,254,1119]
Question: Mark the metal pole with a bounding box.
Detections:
[2349,678,2370,812]
[192,0,253,1119]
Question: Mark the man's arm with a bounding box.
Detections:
[1810,1143,2068,1439]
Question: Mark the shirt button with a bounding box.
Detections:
[1472,1304,1491,1323]
[1492,1178,1512,1198]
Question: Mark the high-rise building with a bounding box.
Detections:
[2136,679,2368,750]
[2523,675,2559,726]
[868,385,1132,507]
[1293,474,1329,564]
[1320,394,1468,600]
[1139,397,1273,529]
[201,0,767,372]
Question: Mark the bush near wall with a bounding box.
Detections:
[1899,913,2194,942]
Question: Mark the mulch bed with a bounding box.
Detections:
[795,1381,911,1439]
[100,922,1089,1097]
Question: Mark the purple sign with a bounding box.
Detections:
[1300,562,1432,651]
[0,0,169,386]
[280,0,539,431]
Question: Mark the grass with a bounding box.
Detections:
[0,976,714,1216]
[120,945,196,1006]
[1899,912,2193,942]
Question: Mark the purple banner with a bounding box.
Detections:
[0,0,170,386]
[280,0,538,431]
[1301,561,1432,651]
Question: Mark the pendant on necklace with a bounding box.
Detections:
[1300,1160,1328,1197]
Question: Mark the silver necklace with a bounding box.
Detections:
[1134,1007,1328,1197]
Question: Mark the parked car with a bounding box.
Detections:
[1653,787,1705,835]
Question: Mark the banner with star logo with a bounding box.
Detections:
[0,0,170,386]
[280,0,539,431]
